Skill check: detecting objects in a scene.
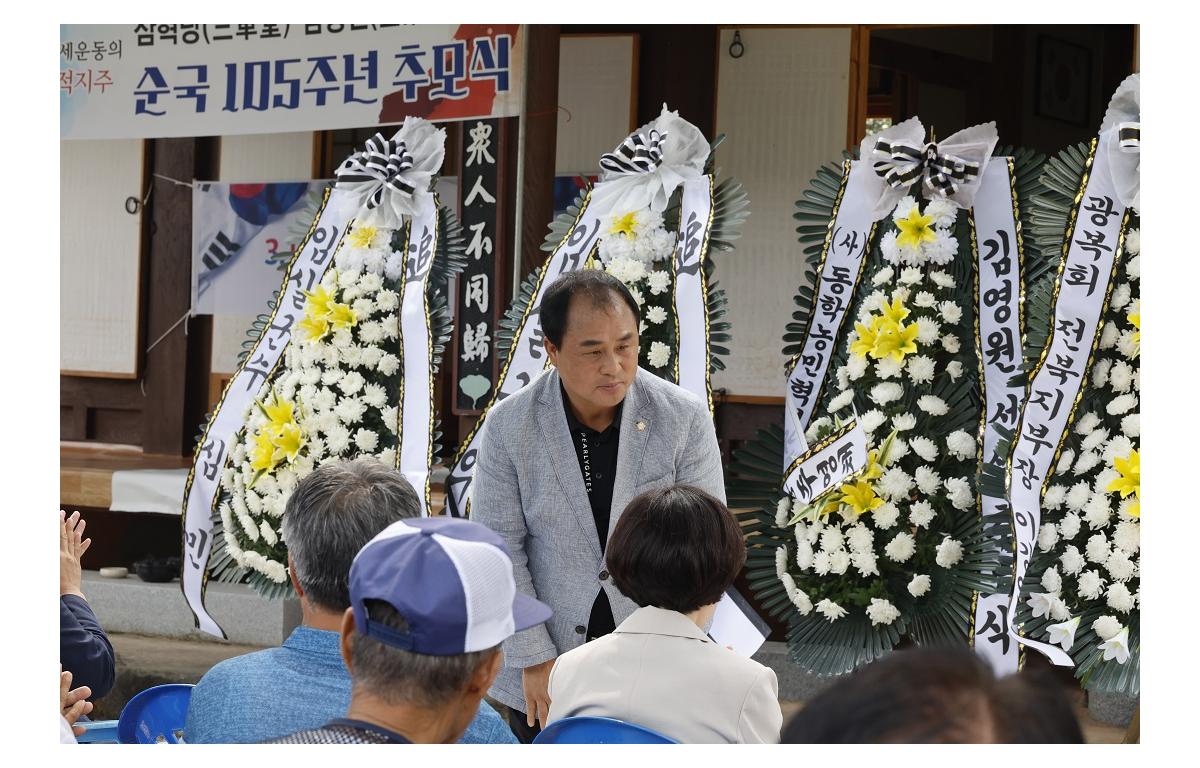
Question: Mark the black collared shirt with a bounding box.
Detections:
[561,383,621,640]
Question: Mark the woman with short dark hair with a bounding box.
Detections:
[545,485,782,743]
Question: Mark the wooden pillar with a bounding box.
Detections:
[847,25,872,150]
[517,24,561,279]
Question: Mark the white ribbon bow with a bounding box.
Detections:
[589,103,710,215]
[858,117,999,221]
[1101,74,1140,212]
[335,116,446,229]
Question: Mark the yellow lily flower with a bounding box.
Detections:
[837,480,884,519]
[871,321,920,363]
[296,314,330,342]
[879,296,911,329]
[863,449,884,482]
[895,206,937,249]
[348,225,379,250]
[850,318,882,359]
[250,430,281,474]
[328,302,358,331]
[608,211,638,238]
[1106,449,1140,501]
[257,391,295,430]
[271,421,306,464]
[303,283,337,321]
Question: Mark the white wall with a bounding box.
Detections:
[60,139,145,376]
[712,27,852,397]
[556,35,637,175]
[210,131,315,374]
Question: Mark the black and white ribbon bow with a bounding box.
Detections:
[336,132,417,210]
[600,128,668,176]
[1118,121,1140,153]
[871,138,981,197]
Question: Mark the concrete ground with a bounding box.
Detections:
[97,632,1132,742]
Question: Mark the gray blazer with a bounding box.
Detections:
[470,366,726,713]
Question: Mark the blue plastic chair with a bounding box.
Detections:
[116,684,195,744]
[75,719,119,744]
[533,716,678,744]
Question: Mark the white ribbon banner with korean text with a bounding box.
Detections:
[1006,133,1128,666]
[398,201,440,516]
[181,186,357,637]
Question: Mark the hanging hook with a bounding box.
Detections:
[729,30,745,59]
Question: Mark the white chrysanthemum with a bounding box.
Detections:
[1056,449,1076,476]
[873,266,895,286]
[891,196,919,222]
[320,368,345,387]
[646,270,671,296]
[1086,533,1111,564]
[846,524,874,554]
[1110,282,1131,311]
[816,599,847,622]
[847,354,869,381]
[606,256,647,284]
[892,413,916,431]
[944,429,975,461]
[353,428,378,453]
[935,536,964,568]
[880,231,902,265]
[820,526,844,555]
[926,198,958,228]
[829,549,851,575]
[1103,435,1135,466]
[813,551,832,576]
[1059,513,1082,540]
[1106,394,1138,416]
[1113,520,1140,555]
[1060,545,1085,576]
[910,436,939,463]
[775,497,792,528]
[325,425,351,455]
[862,290,889,314]
[1042,566,1063,593]
[334,397,367,425]
[860,409,887,434]
[928,271,955,289]
[914,290,938,308]
[1116,330,1138,360]
[872,501,900,529]
[361,383,388,410]
[1121,413,1140,438]
[1124,228,1140,255]
[1106,550,1136,583]
[1038,523,1059,552]
[917,395,949,416]
[775,546,789,579]
[908,573,932,598]
[338,371,366,396]
[1043,485,1067,511]
[827,389,855,413]
[915,316,942,344]
[1099,322,1119,350]
[866,598,901,626]
[645,305,668,325]
[926,230,958,265]
[1082,426,1110,453]
[945,477,974,510]
[378,353,401,376]
[1126,253,1140,280]
[1106,582,1135,613]
[941,334,961,353]
[885,532,916,562]
[1108,360,1133,394]
[783,575,813,614]
[795,535,815,571]
[1074,450,1102,475]
[647,341,671,368]
[878,467,915,501]
[897,266,922,285]
[1065,481,1091,512]
[852,550,879,577]
[870,382,904,406]
[906,355,935,385]
[945,360,964,382]
[888,437,910,463]
[627,287,645,308]
[875,356,905,380]
[938,301,963,325]
[258,520,279,547]
[375,447,396,467]
[1090,358,1112,387]
[1084,491,1112,529]
[1092,615,1122,641]
[915,467,941,496]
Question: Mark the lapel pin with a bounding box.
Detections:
[636,420,646,432]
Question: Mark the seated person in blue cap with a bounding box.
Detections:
[270,514,553,744]
[186,459,516,743]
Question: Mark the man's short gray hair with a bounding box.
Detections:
[351,600,500,708]
[281,458,421,611]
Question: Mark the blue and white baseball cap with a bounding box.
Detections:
[348,516,552,655]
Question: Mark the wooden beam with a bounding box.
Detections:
[847,25,872,149]
[517,24,561,279]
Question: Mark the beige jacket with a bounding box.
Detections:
[546,606,782,744]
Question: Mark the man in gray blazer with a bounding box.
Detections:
[470,270,725,742]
